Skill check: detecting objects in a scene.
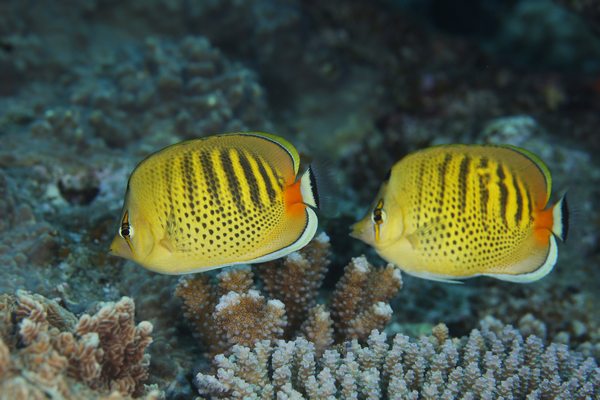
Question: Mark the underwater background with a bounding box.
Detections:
[0,0,599,398]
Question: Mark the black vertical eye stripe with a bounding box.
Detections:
[120,211,131,237]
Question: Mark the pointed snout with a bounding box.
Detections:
[349,217,374,245]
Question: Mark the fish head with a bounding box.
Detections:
[350,181,404,247]
[109,203,155,264]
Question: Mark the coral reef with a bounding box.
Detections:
[195,317,600,399]
[0,291,158,399]
[255,234,331,336]
[475,283,600,360]
[119,269,194,399]
[175,234,403,357]
[1,0,600,398]
[71,35,270,148]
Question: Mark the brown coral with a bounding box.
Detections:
[176,233,403,358]
[0,291,158,399]
[331,255,402,341]
[214,291,287,348]
[255,232,331,335]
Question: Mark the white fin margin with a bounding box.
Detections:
[483,235,558,283]
[399,268,464,284]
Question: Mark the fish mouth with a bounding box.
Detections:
[349,223,361,239]
[349,220,368,241]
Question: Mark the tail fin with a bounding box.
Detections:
[552,193,569,242]
[300,166,319,209]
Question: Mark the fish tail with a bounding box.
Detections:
[551,193,569,242]
[300,166,319,209]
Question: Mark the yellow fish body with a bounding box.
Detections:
[351,144,568,283]
[110,132,319,274]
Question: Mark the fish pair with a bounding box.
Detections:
[110,132,568,283]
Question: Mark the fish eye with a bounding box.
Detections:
[119,223,134,238]
[119,211,134,238]
[371,200,386,225]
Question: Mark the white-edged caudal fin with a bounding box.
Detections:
[300,166,319,209]
[552,193,569,242]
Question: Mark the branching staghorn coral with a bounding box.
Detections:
[330,255,402,341]
[476,283,600,360]
[175,266,287,356]
[195,317,600,399]
[255,234,331,335]
[175,233,403,357]
[0,291,159,399]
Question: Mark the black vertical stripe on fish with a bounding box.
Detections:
[416,161,425,226]
[238,150,263,209]
[219,149,246,213]
[165,160,176,235]
[496,163,508,228]
[458,155,470,214]
[437,154,452,207]
[513,171,523,227]
[478,157,489,228]
[256,157,277,203]
[182,152,195,210]
[199,150,221,206]
[524,183,533,223]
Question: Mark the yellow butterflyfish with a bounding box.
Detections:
[351,144,568,283]
[110,132,319,274]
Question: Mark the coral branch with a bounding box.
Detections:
[331,257,402,341]
[256,232,330,335]
[195,318,600,399]
[0,291,157,399]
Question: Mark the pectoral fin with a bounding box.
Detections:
[159,237,175,253]
[406,220,442,250]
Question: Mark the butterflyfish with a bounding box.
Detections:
[110,132,319,274]
[351,144,568,283]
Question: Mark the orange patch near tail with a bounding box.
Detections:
[284,180,306,218]
[533,207,553,245]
